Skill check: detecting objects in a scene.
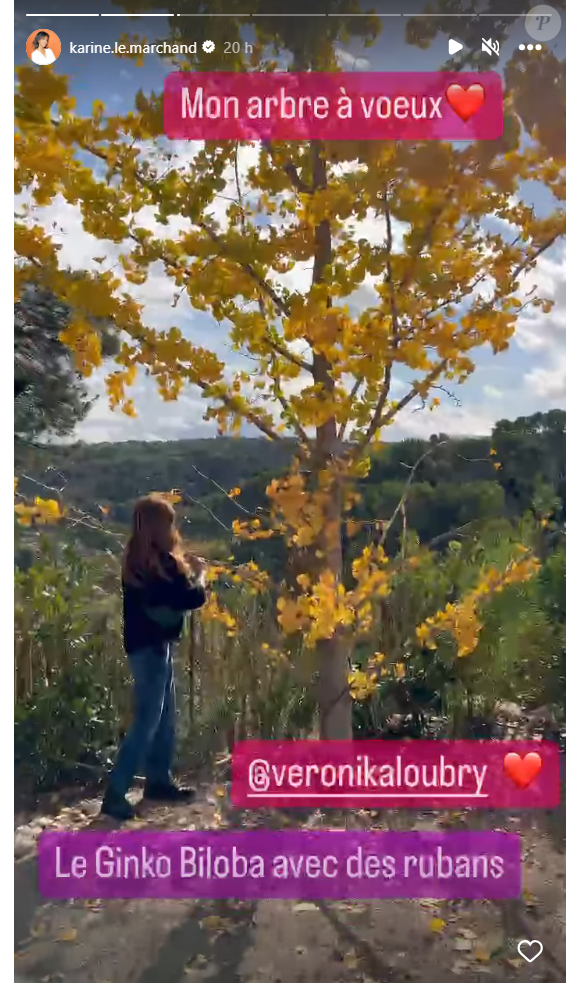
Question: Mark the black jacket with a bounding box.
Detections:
[122,553,206,654]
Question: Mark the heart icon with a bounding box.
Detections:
[445,83,485,122]
[517,940,543,964]
[503,752,543,789]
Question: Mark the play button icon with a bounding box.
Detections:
[448,38,464,55]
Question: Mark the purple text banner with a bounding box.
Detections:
[164,72,503,141]
[39,830,521,900]
[231,740,560,809]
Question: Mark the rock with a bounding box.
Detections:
[15,826,37,858]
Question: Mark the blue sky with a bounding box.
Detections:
[15,2,566,443]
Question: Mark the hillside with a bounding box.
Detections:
[15,410,565,567]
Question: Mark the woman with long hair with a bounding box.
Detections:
[101,494,207,820]
[31,31,55,66]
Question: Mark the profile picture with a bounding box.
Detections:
[26,29,61,66]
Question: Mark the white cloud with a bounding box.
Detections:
[345,209,407,249]
[16,138,565,445]
[75,376,212,443]
[393,401,495,439]
[515,250,565,405]
[483,384,502,399]
[524,355,566,402]
[335,48,370,71]
[515,252,566,350]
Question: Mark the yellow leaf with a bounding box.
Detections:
[343,950,358,970]
[394,663,406,679]
[151,490,182,505]
[199,914,230,933]
[229,487,241,497]
[429,918,446,933]
[57,928,78,942]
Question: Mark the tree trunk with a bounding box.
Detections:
[187,612,196,725]
[315,478,352,740]
[309,139,352,740]
[317,636,352,740]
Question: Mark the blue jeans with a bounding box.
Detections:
[108,643,176,797]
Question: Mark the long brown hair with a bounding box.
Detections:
[122,494,190,586]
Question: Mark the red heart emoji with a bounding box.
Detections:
[445,83,485,122]
[503,752,543,789]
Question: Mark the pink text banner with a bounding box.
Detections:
[164,72,503,141]
[231,740,560,809]
[39,829,521,900]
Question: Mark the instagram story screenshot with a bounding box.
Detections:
[13,2,566,983]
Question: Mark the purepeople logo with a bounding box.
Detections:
[525,5,562,42]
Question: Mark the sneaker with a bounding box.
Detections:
[101,790,136,821]
[143,782,195,803]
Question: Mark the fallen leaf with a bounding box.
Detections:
[295,946,307,955]
[292,902,318,913]
[429,917,446,933]
[522,889,539,907]
[57,928,78,942]
[199,915,230,933]
[506,958,524,968]
[451,960,470,975]
[186,954,208,967]
[453,938,473,952]
[474,949,491,962]
[343,950,358,970]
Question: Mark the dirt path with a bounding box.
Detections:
[15,786,565,983]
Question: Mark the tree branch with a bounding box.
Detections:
[377,439,448,547]
[262,141,313,194]
[359,186,402,450]
[81,138,312,375]
[353,358,449,463]
[270,366,310,446]
[196,380,282,442]
[190,462,256,517]
[338,378,363,441]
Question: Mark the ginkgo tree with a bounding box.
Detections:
[14,1,565,738]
